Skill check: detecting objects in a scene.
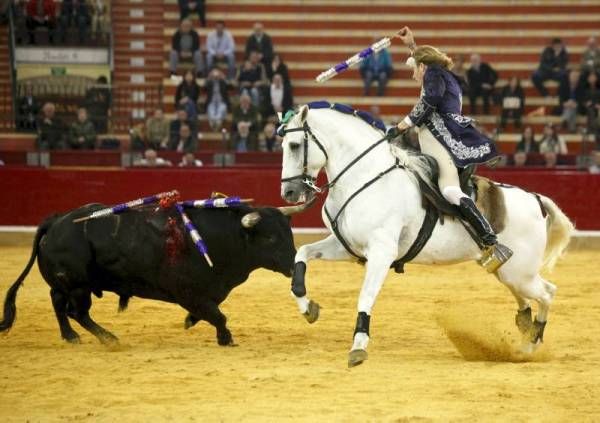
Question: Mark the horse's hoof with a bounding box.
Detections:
[520,340,540,355]
[303,300,320,324]
[348,349,368,368]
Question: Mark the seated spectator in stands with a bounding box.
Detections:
[466,54,497,114]
[175,69,200,121]
[229,121,258,152]
[513,126,539,166]
[582,71,600,139]
[145,109,170,150]
[169,18,204,78]
[90,0,109,41]
[232,93,261,135]
[58,0,90,44]
[84,75,110,133]
[539,123,567,167]
[68,107,96,149]
[558,69,584,133]
[265,73,293,118]
[178,0,205,27]
[581,36,600,75]
[169,108,195,145]
[237,51,268,106]
[168,123,196,153]
[36,102,65,150]
[499,76,525,129]
[134,149,172,167]
[360,41,392,97]
[267,54,290,83]
[178,152,203,167]
[451,54,466,80]
[589,151,600,174]
[259,122,280,152]
[205,68,230,131]
[532,38,569,97]
[206,20,236,80]
[245,22,273,67]
[25,0,57,44]
[17,82,40,131]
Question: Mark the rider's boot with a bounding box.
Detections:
[457,197,513,273]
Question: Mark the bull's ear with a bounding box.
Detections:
[299,105,309,123]
[241,212,261,228]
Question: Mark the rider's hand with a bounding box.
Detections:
[386,126,400,139]
[394,27,415,49]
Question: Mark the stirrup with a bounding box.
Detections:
[478,243,513,273]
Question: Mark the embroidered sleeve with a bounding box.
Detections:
[408,68,446,127]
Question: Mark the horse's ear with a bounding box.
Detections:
[299,105,309,123]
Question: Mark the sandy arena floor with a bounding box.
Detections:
[0,239,599,422]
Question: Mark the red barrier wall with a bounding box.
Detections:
[0,166,599,229]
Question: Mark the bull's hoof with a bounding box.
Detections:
[63,333,81,344]
[99,332,119,345]
[184,314,198,330]
[348,349,368,368]
[303,300,320,324]
[217,330,233,346]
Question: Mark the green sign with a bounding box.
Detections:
[51,67,66,76]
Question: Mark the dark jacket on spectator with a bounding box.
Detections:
[168,133,196,153]
[37,116,65,150]
[500,84,525,114]
[267,62,290,83]
[68,119,96,149]
[538,46,568,73]
[169,118,197,145]
[175,80,200,106]
[17,95,40,129]
[237,63,267,86]
[265,83,294,117]
[466,63,498,90]
[232,104,261,132]
[84,82,111,133]
[26,0,56,18]
[172,29,200,53]
[515,136,539,153]
[204,79,230,109]
[245,33,273,63]
[558,75,585,114]
[60,0,90,19]
[228,132,258,152]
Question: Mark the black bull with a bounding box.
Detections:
[0,203,300,346]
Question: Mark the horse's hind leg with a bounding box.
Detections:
[505,284,534,335]
[50,288,80,343]
[292,234,351,323]
[68,288,118,344]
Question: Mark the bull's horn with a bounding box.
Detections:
[241,212,261,228]
[277,198,316,216]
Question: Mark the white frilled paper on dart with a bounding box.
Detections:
[315,37,392,83]
[405,56,417,70]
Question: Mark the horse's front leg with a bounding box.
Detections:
[349,239,397,368]
[292,234,351,323]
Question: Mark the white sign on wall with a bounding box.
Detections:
[15,48,110,65]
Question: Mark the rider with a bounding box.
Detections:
[389,27,512,270]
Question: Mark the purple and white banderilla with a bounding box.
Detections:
[179,196,253,209]
[175,203,214,267]
[315,36,392,83]
[73,190,180,223]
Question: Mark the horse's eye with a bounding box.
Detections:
[289,143,300,151]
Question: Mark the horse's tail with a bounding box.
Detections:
[0,217,55,332]
[539,195,574,272]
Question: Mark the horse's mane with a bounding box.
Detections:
[301,101,435,188]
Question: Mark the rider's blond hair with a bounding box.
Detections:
[412,45,454,70]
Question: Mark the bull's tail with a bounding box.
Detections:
[540,195,574,272]
[0,217,55,332]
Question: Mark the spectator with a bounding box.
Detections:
[539,123,567,167]
[245,22,273,67]
[229,121,258,152]
[558,69,584,133]
[169,18,204,78]
[58,0,90,44]
[68,107,96,149]
[25,0,57,44]
[168,123,196,153]
[582,71,600,139]
[232,93,261,135]
[451,54,467,80]
[178,152,203,167]
[589,151,600,174]
[581,36,600,75]
[145,109,170,150]
[513,126,539,166]
[169,108,195,145]
[134,149,172,167]
[266,73,293,117]
[205,68,230,131]
[259,122,280,152]
[175,69,200,121]
[17,81,40,130]
[36,102,65,150]
[267,53,290,83]
[205,20,236,80]
[532,38,569,97]
[466,53,498,114]
[178,0,205,27]
[83,75,110,133]
[237,50,268,106]
[359,40,393,96]
[499,76,525,129]
[90,0,110,41]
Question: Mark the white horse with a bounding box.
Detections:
[279,104,574,367]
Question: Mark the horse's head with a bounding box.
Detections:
[279,105,328,204]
